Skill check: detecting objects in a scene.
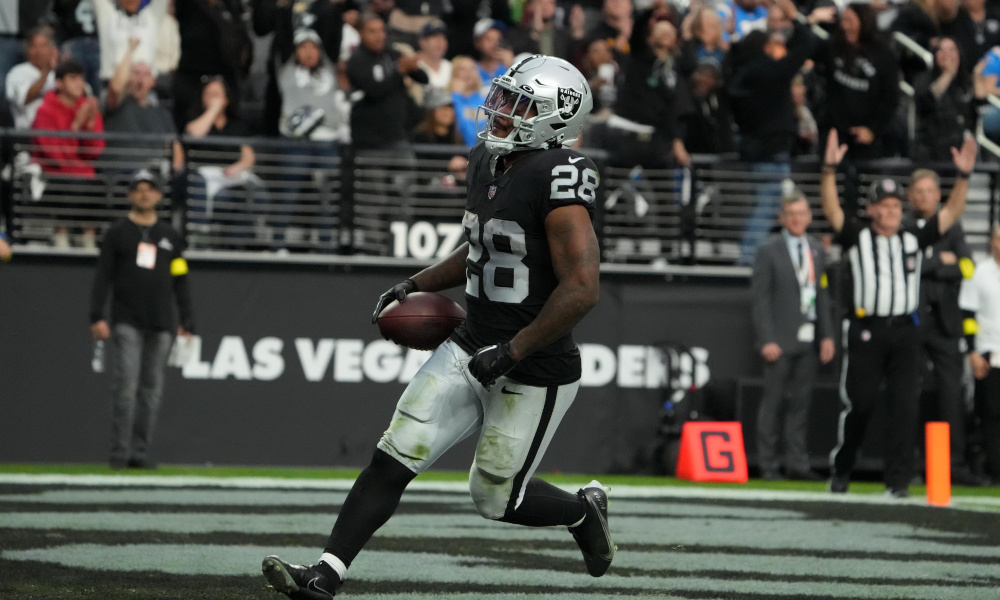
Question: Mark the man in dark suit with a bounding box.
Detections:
[751,190,836,480]
[906,168,982,485]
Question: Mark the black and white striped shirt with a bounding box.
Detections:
[839,215,941,317]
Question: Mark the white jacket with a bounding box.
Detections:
[93,0,170,79]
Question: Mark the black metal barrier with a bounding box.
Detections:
[2,129,998,266]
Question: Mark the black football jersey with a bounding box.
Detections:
[450,143,599,386]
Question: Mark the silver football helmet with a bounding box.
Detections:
[477,55,594,156]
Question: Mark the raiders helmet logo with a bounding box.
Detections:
[488,185,497,199]
[558,87,582,118]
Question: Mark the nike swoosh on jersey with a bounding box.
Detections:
[568,156,585,163]
[501,386,522,395]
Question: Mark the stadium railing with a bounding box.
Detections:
[2,129,997,271]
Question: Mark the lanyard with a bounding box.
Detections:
[794,240,815,288]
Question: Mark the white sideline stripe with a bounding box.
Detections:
[1,474,998,509]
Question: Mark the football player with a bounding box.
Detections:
[262,55,613,599]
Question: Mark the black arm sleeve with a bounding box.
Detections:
[89,226,117,324]
[251,0,278,37]
[173,273,195,333]
[962,308,976,352]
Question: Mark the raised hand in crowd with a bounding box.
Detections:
[951,135,978,173]
[397,52,420,75]
[824,128,849,166]
[807,6,837,25]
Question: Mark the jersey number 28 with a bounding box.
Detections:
[464,212,528,304]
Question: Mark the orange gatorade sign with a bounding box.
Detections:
[675,422,749,483]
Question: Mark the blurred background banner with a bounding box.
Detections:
[0,257,772,474]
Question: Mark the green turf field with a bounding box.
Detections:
[1,465,998,599]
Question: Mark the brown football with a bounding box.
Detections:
[376,292,467,350]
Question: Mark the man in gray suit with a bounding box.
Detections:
[751,190,835,480]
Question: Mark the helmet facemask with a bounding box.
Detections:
[478,83,539,156]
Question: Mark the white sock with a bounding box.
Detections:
[320,553,348,581]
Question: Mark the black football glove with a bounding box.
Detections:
[468,342,517,388]
[372,279,418,324]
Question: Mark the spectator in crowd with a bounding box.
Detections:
[586,0,633,63]
[5,27,58,130]
[449,55,486,147]
[367,0,436,50]
[411,86,460,144]
[50,0,102,96]
[32,59,105,248]
[605,1,690,170]
[184,77,253,169]
[913,37,975,161]
[32,59,105,177]
[821,129,977,498]
[725,0,769,42]
[93,0,170,89]
[276,28,346,251]
[440,0,510,59]
[792,73,818,155]
[252,0,350,137]
[0,1,52,88]
[89,169,195,470]
[751,189,835,481]
[972,45,1000,141]
[347,13,428,152]
[959,226,1000,485]
[943,0,1000,75]
[473,18,513,89]
[278,29,346,143]
[678,5,728,78]
[728,0,818,264]
[905,167,981,485]
[104,37,180,171]
[184,77,257,248]
[506,0,586,60]
[337,3,362,66]
[173,0,253,131]
[580,36,618,115]
[416,20,452,92]
[681,57,733,154]
[815,2,900,161]
[153,0,181,99]
[893,0,961,83]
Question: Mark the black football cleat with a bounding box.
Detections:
[262,555,342,599]
[569,480,616,577]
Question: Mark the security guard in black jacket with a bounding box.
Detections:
[906,169,979,484]
[820,130,978,498]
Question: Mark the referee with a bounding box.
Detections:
[820,129,978,498]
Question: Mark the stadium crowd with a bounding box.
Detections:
[0,0,999,248]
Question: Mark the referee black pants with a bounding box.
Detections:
[832,317,921,489]
[976,359,1000,481]
[918,318,966,468]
